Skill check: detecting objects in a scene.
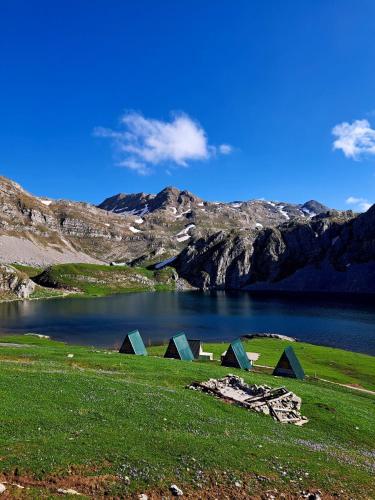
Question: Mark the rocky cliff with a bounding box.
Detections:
[0,264,35,299]
[173,207,375,294]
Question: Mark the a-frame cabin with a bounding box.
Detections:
[221,338,251,370]
[273,346,305,380]
[119,330,148,356]
[164,332,194,361]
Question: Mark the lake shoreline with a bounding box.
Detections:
[1,289,375,356]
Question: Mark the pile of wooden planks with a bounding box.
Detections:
[189,375,308,426]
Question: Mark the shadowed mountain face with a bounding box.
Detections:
[173,206,375,294]
[0,175,331,267]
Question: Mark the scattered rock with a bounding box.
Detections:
[25,333,50,339]
[234,480,242,488]
[67,353,74,358]
[170,484,183,496]
[138,495,148,500]
[57,488,81,495]
[0,484,6,494]
[244,333,296,342]
[10,483,24,489]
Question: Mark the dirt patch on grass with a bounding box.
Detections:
[0,470,359,499]
[314,402,337,413]
[0,357,35,365]
[0,472,119,498]
[346,383,365,389]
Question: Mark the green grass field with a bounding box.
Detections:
[0,335,374,498]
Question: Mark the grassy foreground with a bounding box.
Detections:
[0,336,374,499]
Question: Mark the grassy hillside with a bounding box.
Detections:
[12,264,43,278]
[0,335,373,498]
[32,263,178,297]
[0,263,179,302]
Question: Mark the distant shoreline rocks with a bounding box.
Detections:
[243,333,297,342]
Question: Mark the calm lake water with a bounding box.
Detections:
[0,291,374,355]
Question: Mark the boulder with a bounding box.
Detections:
[0,264,35,298]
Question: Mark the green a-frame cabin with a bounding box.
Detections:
[119,330,148,356]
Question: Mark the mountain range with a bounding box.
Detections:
[1,174,374,295]
[0,175,331,266]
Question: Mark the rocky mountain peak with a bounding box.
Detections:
[151,186,202,212]
[300,200,329,217]
[98,191,154,216]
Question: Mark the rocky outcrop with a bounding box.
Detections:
[173,230,257,289]
[0,264,35,298]
[174,207,375,294]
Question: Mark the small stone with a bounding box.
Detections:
[0,484,6,494]
[67,354,74,358]
[123,476,130,485]
[138,495,148,500]
[170,484,183,496]
[234,480,242,488]
[57,488,81,495]
[256,475,268,482]
[12,484,24,489]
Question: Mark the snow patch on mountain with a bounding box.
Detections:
[176,224,195,237]
[278,206,290,220]
[176,235,191,242]
[39,198,52,206]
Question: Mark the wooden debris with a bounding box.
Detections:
[188,375,308,426]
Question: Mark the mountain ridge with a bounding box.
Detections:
[0,174,334,266]
[1,174,374,295]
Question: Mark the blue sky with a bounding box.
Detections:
[1,0,375,210]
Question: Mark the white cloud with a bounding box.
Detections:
[94,111,232,174]
[345,196,372,212]
[332,119,375,159]
[219,143,233,155]
[118,158,151,176]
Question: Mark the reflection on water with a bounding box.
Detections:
[0,291,374,355]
